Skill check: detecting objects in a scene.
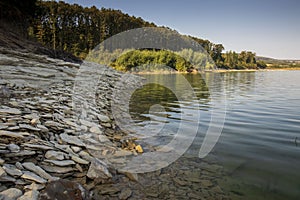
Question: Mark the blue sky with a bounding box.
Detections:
[63,0,300,59]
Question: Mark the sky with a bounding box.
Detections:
[63,0,300,59]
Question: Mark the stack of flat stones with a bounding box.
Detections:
[0,48,141,200]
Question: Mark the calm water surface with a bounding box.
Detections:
[129,70,300,199]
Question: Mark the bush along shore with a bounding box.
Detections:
[0,47,146,199]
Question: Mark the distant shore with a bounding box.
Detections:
[129,67,300,75]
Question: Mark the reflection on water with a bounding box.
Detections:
[128,71,300,199]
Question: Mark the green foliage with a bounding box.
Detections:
[111,49,193,72]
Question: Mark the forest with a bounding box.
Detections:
[1,0,267,71]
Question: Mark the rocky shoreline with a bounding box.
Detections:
[0,48,231,200]
[0,47,144,200]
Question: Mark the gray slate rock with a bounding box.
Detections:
[17,190,39,200]
[22,162,54,181]
[45,150,65,160]
[7,144,20,153]
[21,171,47,184]
[60,133,85,147]
[0,188,23,200]
[44,159,75,167]
[87,158,112,180]
[3,164,23,177]
[0,108,21,115]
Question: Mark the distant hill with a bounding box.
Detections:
[256,56,300,69]
[256,56,300,64]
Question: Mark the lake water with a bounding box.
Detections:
[127,70,300,199]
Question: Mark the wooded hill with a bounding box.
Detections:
[1,0,266,70]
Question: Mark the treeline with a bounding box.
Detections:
[219,51,267,69]
[1,0,267,70]
[29,1,155,58]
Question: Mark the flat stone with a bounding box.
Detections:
[21,171,47,184]
[0,188,23,200]
[24,182,45,191]
[79,119,98,127]
[75,164,83,173]
[45,151,65,160]
[44,121,64,129]
[7,144,20,153]
[199,179,213,188]
[113,150,133,157]
[40,165,75,174]
[119,188,132,200]
[102,123,111,128]
[0,107,21,115]
[71,155,89,165]
[60,133,85,147]
[0,175,16,182]
[3,164,23,177]
[0,125,9,129]
[36,124,49,132]
[87,158,112,180]
[173,177,188,186]
[5,150,36,157]
[17,190,39,200]
[70,146,81,153]
[0,130,24,138]
[7,126,20,131]
[0,166,6,177]
[22,143,53,150]
[89,126,102,134]
[63,119,78,127]
[44,160,75,167]
[18,124,40,131]
[78,151,94,162]
[98,135,110,143]
[22,162,54,181]
[97,114,110,123]
[0,158,4,165]
[117,170,139,182]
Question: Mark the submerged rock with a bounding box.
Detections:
[39,180,88,200]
